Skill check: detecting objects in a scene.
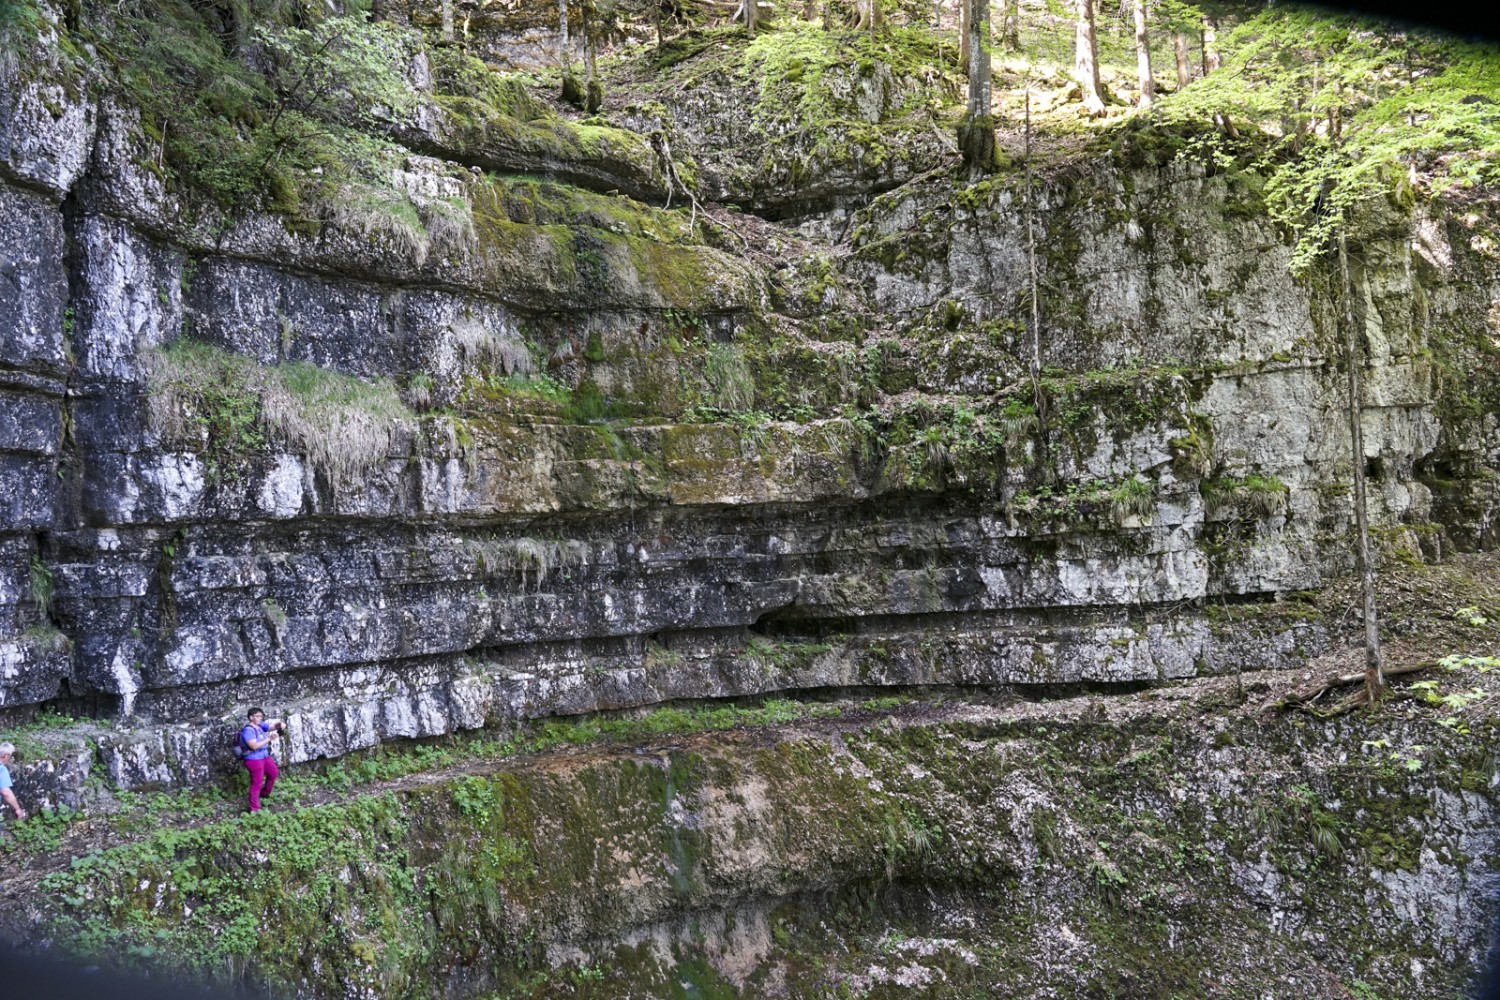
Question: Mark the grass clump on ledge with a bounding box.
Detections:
[146,340,425,488]
[1203,473,1290,518]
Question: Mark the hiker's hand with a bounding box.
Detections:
[13,808,26,820]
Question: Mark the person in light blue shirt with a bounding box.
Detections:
[239,708,285,812]
[0,742,26,821]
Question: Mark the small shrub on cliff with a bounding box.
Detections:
[1109,477,1155,523]
[99,1,419,212]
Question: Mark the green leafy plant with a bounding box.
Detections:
[1109,477,1155,523]
[1158,9,1500,271]
[28,555,53,619]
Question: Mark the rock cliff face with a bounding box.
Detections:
[3,2,1500,996]
[1,4,1497,804]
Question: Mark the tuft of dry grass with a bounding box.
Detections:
[259,361,411,488]
[146,341,460,489]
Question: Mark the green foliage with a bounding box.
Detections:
[99,0,418,210]
[0,0,41,48]
[1203,473,1289,518]
[1109,477,1156,522]
[702,342,756,413]
[1012,475,1159,525]
[5,804,79,854]
[1439,653,1500,672]
[1156,9,1500,268]
[28,554,53,619]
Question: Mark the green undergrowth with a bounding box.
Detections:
[1153,8,1500,270]
[31,681,1499,998]
[87,0,420,213]
[4,694,884,861]
[742,21,952,128]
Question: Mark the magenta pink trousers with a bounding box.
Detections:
[244,756,279,812]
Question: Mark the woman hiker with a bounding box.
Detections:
[239,707,285,813]
[0,742,26,822]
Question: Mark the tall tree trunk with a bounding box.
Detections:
[1074,0,1105,115]
[745,0,758,35]
[1001,0,1019,50]
[583,0,601,111]
[1133,0,1153,108]
[869,0,880,33]
[805,0,818,21]
[959,0,970,72]
[1173,31,1189,89]
[958,0,997,172]
[558,0,571,73]
[440,0,454,43]
[1338,231,1384,704]
[1201,16,1219,75]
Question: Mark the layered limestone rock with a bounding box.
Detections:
[0,1,1496,811]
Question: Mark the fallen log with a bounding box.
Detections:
[1261,660,1433,715]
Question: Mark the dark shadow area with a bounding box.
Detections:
[0,943,264,1000]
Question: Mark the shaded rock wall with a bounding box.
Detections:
[0,8,1497,804]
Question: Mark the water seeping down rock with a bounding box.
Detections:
[0,0,1499,995]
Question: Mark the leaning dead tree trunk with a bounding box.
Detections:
[1024,85,1046,449]
[1173,31,1190,88]
[1338,230,1384,703]
[1133,0,1153,108]
[1074,0,1105,115]
[958,0,997,172]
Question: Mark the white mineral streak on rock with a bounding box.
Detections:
[108,646,140,718]
[257,455,307,518]
[145,454,205,519]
